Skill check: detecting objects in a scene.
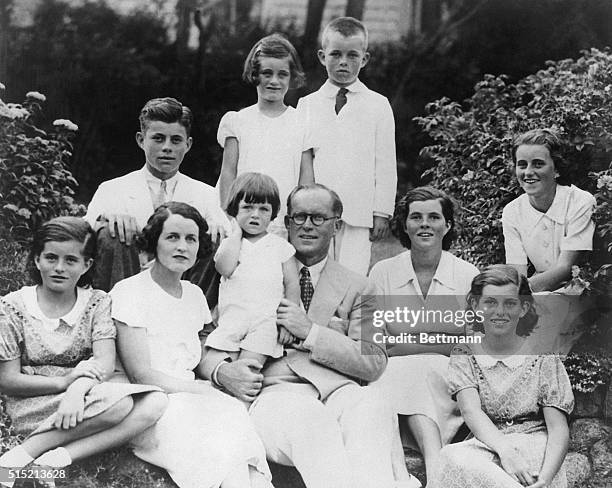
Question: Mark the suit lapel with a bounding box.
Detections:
[308,261,346,326]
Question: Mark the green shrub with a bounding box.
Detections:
[0,87,85,244]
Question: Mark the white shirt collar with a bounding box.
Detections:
[471,341,531,369]
[21,285,91,331]
[295,257,328,288]
[143,165,181,188]
[393,251,459,294]
[319,79,367,98]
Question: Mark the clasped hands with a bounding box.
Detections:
[499,445,549,487]
[54,359,108,430]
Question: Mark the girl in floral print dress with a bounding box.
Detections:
[0,217,167,488]
[428,265,573,488]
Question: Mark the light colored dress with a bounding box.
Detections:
[368,250,480,446]
[502,184,596,353]
[217,104,310,236]
[0,286,157,436]
[428,344,574,488]
[110,269,272,488]
[206,233,295,358]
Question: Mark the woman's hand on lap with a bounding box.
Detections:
[498,446,536,486]
[54,390,85,429]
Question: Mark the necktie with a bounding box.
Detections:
[300,267,315,312]
[153,180,167,210]
[335,87,348,114]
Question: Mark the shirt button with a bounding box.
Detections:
[543,242,549,248]
[542,224,548,231]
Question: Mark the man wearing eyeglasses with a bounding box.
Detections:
[204,184,411,487]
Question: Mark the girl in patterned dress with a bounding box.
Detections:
[428,265,574,488]
[0,217,167,487]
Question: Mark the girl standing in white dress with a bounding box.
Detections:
[111,202,273,488]
[216,34,314,237]
[206,173,300,375]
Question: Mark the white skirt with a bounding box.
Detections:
[130,389,272,488]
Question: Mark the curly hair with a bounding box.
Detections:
[242,34,305,89]
[467,265,538,337]
[28,216,97,287]
[390,186,457,250]
[511,128,571,185]
[138,202,212,259]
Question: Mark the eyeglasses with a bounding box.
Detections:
[288,213,338,226]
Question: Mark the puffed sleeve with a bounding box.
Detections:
[90,291,116,341]
[217,111,239,148]
[561,188,595,251]
[448,345,479,399]
[0,300,23,361]
[538,355,575,415]
[502,201,528,265]
[278,239,296,263]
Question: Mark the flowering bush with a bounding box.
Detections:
[563,352,612,393]
[415,49,612,385]
[0,86,84,243]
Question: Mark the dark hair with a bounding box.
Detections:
[139,97,193,136]
[512,128,570,185]
[225,173,281,221]
[243,34,305,89]
[390,186,457,250]
[286,183,343,218]
[28,216,97,287]
[467,265,538,337]
[321,16,368,49]
[138,202,212,259]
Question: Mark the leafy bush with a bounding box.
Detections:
[415,48,612,270]
[0,87,85,243]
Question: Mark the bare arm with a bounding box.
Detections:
[387,341,455,357]
[0,338,113,397]
[529,407,569,487]
[214,219,242,278]
[218,137,239,210]
[528,250,583,292]
[298,149,315,185]
[116,321,210,395]
[282,258,300,304]
[457,388,536,486]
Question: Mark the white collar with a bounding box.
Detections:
[392,251,459,291]
[21,285,91,331]
[142,165,181,187]
[295,257,328,288]
[319,79,367,97]
[471,341,531,369]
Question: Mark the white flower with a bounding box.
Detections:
[0,82,5,90]
[4,103,29,119]
[53,119,79,131]
[26,91,46,102]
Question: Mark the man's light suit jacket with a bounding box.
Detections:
[84,167,228,232]
[262,259,388,401]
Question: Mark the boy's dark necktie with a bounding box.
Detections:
[335,87,348,114]
[300,267,315,312]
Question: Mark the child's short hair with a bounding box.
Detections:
[321,16,368,50]
[242,34,306,89]
[467,265,538,337]
[28,216,97,287]
[138,202,212,259]
[225,173,281,221]
[139,97,193,136]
